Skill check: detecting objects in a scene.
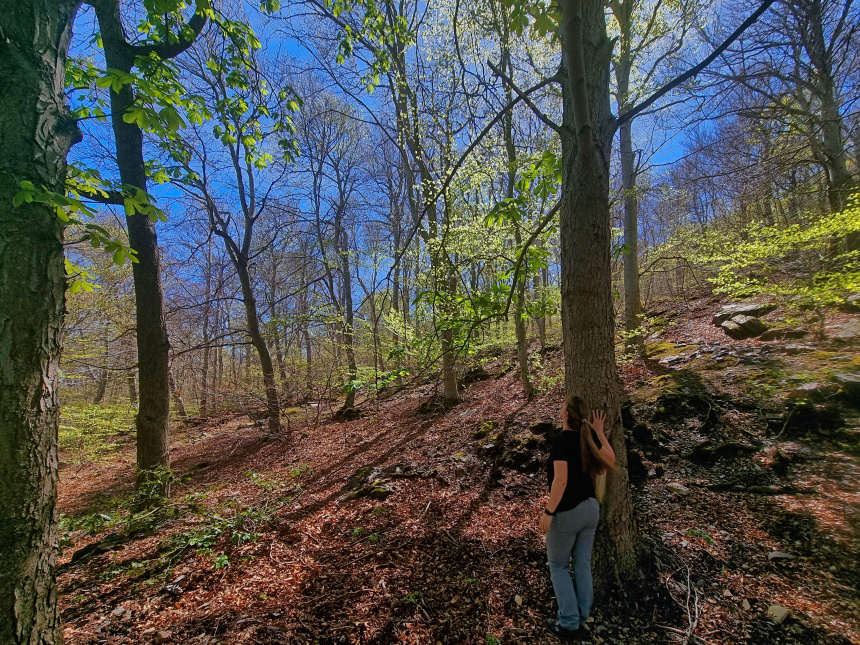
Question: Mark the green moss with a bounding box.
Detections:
[644,340,681,359]
[473,419,500,439]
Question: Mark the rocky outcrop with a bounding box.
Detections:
[340,462,440,502]
[712,302,777,325]
[720,314,769,340]
[759,328,808,341]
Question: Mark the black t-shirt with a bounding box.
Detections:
[546,430,596,513]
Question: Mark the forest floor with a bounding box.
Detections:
[56,297,860,645]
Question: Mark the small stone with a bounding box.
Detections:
[667,482,691,496]
[766,604,791,625]
[742,599,751,611]
[514,594,523,606]
[163,584,183,596]
[155,631,172,645]
[723,589,733,597]
[767,551,795,562]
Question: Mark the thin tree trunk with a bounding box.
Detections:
[500,42,536,397]
[127,371,138,407]
[558,0,639,588]
[612,0,643,350]
[168,369,187,418]
[0,2,79,641]
[93,0,171,484]
[339,227,358,410]
[441,269,459,401]
[236,263,280,434]
[534,271,547,348]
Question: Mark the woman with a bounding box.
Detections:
[539,395,617,641]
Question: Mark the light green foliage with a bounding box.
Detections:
[59,403,135,462]
[664,204,860,309]
[496,0,560,38]
[325,0,415,91]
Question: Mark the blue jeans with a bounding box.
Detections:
[545,497,600,630]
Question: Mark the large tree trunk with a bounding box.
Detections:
[558,0,639,588]
[93,0,171,484]
[236,263,281,434]
[0,1,80,642]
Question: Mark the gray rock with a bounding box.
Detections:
[766,604,791,625]
[760,328,808,341]
[732,314,769,337]
[155,631,173,645]
[785,344,814,355]
[839,293,860,313]
[713,302,777,325]
[788,382,826,400]
[833,372,860,393]
[833,319,860,342]
[767,551,796,562]
[721,319,751,340]
[667,482,691,496]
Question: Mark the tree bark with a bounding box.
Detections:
[236,262,281,434]
[340,229,358,410]
[168,369,187,418]
[558,0,639,588]
[0,1,80,642]
[501,43,536,398]
[200,241,212,416]
[127,371,138,407]
[92,0,171,484]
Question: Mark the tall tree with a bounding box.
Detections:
[170,34,299,434]
[609,0,698,344]
[85,0,209,482]
[708,0,859,212]
[0,2,81,641]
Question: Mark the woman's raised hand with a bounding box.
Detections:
[590,410,606,434]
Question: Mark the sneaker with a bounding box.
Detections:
[545,618,579,642]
